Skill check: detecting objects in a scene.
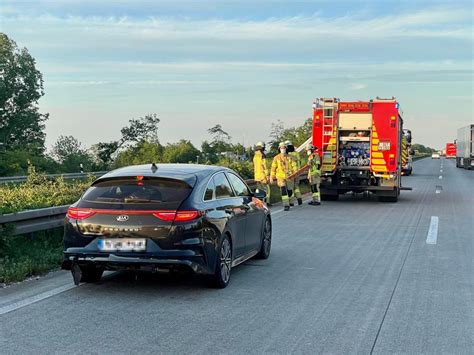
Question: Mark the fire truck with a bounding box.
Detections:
[445,143,456,159]
[311,97,410,202]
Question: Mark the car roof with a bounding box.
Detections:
[96,164,229,184]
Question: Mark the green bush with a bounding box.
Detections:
[0,165,93,214]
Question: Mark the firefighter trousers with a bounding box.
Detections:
[276,179,290,207]
[287,177,302,203]
[309,175,321,202]
[255,181,271,204]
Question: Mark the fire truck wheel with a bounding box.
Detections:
[321,194,339,201]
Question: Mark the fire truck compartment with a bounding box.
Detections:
[338,113,372,130]
[338,138,371,168]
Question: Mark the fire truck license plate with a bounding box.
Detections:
[98,238,146,252]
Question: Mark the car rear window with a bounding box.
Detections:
[80,178,193,210]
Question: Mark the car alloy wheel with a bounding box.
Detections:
[256,218,272,259]
[220,237,232,284]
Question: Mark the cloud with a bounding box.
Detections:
[349,83,368,90]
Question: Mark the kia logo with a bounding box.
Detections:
[116,215,129,222]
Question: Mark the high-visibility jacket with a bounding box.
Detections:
[271,153,297,181]
[253,151,269,183]
[288,151,302,170]
[308,153,321,178]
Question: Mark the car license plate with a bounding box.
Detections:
[98,238,146,252]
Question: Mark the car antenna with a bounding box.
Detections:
[151,163,158,172]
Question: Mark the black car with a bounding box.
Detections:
[62,164,271,288]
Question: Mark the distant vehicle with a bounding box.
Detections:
[62,164,272,288]
[431,152,440,159]
[312,97,410,202]
[456,124,474,169]
[445,143,456,159]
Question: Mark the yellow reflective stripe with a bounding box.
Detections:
[372,152,383,158]
[372,159,386,165]
[372,165,388,172]
[372,138,380,144]
[372,145,379,151]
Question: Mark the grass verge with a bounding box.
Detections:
[0,227,63,285]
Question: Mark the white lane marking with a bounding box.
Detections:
[435,190,441,194]
[426,216,439,245]
[439,175,443,179]
[0,283,77,316]
[440,169,443,173]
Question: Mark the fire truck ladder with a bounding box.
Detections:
[321,103,337,172]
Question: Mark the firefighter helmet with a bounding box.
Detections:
[255,141,265,150]
[278,142,286,149]
[284,140,293,147]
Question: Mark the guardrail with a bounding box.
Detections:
[0,179,259,236]
[0,171,108,185]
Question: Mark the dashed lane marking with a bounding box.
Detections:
[435,185,443,194]
[426,216,439,245]
[0,284,77,316]
[439,175,443,179]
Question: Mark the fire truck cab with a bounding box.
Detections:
[312,97,407,202]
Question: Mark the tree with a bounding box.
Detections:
[0,33,48,154]
[92,114,161,168]
[208,124,231,142]
[90,141,120,168]
[113,141,164,168]
[162,140,200,163]
[51,135,94,172]
[267,118,312,156]
[120,113,160,147]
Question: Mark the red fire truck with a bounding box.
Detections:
[312,97,410,202]
[445,143,456,159]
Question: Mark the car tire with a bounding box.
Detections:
[256,217,272,259]
[208,235,232,289]
[80,266,104,283]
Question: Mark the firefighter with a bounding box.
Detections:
[253,141,271,206]
[306,144,322,205]
[285,140,303,206]
[270,142,297,211]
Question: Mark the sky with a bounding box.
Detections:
[0,0,472,151]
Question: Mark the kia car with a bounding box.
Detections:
[62,164,271,288]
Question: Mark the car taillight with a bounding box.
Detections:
[152,210,201,222]
[152,211,176,221]
[175,211,201,222]
[67,207,96,220]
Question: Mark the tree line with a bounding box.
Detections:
[1,33,435,178]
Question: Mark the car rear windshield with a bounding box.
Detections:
[79,177,193,210]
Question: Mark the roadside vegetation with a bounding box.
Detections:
[0,227,63,285]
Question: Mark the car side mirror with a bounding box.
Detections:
[253,189,267,200]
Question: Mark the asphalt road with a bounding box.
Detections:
[1,158,472,354]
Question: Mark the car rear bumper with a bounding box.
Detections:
[62,238,213,274]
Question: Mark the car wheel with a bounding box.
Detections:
[256,217,272,259]
[209,235,232,288]
[80,266,104,283]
